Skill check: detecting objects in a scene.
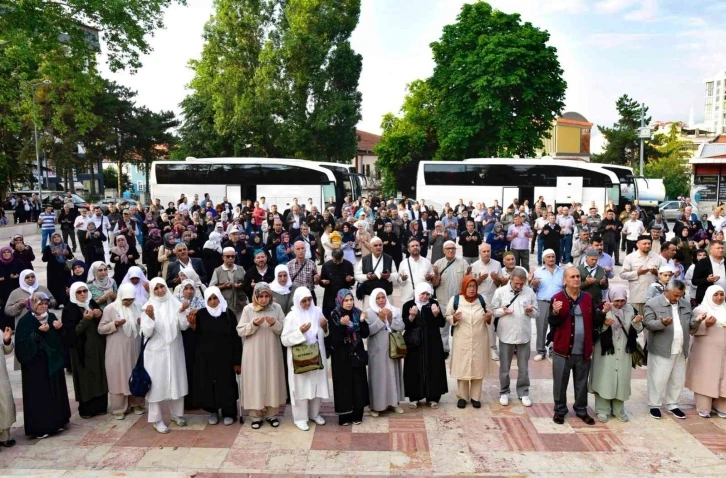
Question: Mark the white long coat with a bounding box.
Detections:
[140,308,190,403]
[280,309,329,405]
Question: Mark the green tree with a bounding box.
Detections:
[102,166,131,194]
[129,107,179,193]
[592,94,661,173]
[645,123,691,199]
[429,2,566,160]
[181,0,362,163]
[375,80,437,196]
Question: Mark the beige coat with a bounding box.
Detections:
[620,251,665,303]
[0,339,16,430]
[445,295,493,380]
[98,304,142,396]
[236,303,287,410]
[685,311,726,399]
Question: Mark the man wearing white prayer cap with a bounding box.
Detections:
[354,236,398,305]
[530,248,564,361]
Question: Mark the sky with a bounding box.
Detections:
[98,0,726,152]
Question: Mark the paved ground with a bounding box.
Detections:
[2,232,725,477]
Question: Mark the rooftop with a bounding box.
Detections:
[357,129,381,154]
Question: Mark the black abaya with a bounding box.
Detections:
[192,309,241,417]
[14,312,71,437]
[329,309,370,423]
[402,299,448,403]
[41,246,73,305]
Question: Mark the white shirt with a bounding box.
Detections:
[534,216,547,232]
[623,220,645,241]
[74,215,90,231]
[670,303,683,354]
[710,257,726,290]
[471,259,502,304]
[90,214,111,235]
[398,255,433,303]
[709,215,726,232]
[178,203,189,213]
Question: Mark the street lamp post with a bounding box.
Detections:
[25,79,52,200]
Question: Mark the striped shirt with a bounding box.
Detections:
[38,212,56,231]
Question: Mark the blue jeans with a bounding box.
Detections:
[537,236,544,265]
[41,229,53,250]
[561,234,573,263]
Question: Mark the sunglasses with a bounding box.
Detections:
[77,289,89,294]
[223,254,236,258]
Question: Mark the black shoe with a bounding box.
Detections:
[615,262,622,266]
[553,413,565,424]
[457,399,467,409]
[577,413,595,425]
[443,351,450,360]
[239,416,245,424]
[668,408,686,419]
[1,439,16,447]
[650,408,662,419]
[471,400,481,409]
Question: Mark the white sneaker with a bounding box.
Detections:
[170,415,187,427]
[370,410,379,417]
[391,406,404,414]
[153,421,170,434]
[208,413,219,425]
[312,415,326,425]
[520,396,532,407]
[430,402,439,409]
[408,402,418,409]
[294,421,310,431]
[114,413,125,420]
[491,350,500,361]
[714,408,726,419]
[499,394,509,406]
[223,417,234,426]
[533,354,544,362]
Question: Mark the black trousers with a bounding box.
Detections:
[553,354,590,416]
[626,239,637,255]
[78,394,108,418]
[62,229,77,249]
[604,241,618,263]
[339,408,364,425]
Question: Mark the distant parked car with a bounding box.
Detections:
[659,201,698,221]
[96,198,138,214]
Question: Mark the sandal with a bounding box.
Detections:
[251,421,262,429]
[266,417,280,428]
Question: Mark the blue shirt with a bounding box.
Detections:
[533,265,564,301]
[481,213,497,234]
[442,216,458,239]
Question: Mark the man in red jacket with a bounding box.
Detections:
[549,267,607,425]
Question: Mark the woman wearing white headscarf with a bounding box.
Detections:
[202,231,224,276]
[189,287,241,426]
[64,281,108,418]
[281,287,330,431]
[686,284,726,418]
[87,261,118,311]
[98,283,144,419]
[4,269,55,328]
[121,266,150,304]
[238,282,287,429]
[402,282,448,409]
[140,277,192,434]
[173,266,206,298]
[588,287,644,423]
[366,288,405,416]
[269,264,297,315]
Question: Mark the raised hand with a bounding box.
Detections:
[38,323,50,332]
[145,305,155,320]
[552,300,563,315]
[300,322,311,333]
[3,327,12,343]
[632,315,643,324]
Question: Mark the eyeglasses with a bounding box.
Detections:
[445,247,456,250]
[223,255,236,258]
[77,289,89,294]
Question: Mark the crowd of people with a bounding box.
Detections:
[0,191,724,447]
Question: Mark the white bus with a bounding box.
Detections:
[150,157,362,211]
[416,158,622,213]
[598,164,665,212]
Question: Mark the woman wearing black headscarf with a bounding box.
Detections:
[143,229,164,279]
[41,233,74,306]
[0,246,23,330]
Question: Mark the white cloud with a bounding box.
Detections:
[624,0,659,21]
[595,0,638,14]
[595,0,659,21]
[586,32,659,49]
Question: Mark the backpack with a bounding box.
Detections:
[129,336,152,397]
[451,293,486,336]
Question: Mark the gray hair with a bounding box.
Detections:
[665,280,686,292]
[174,242,188,252]
[511,268,527,281]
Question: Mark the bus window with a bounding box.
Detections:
[322,184,336,207]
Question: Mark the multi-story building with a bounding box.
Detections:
[704,70,726,135]
[537,111,593,160]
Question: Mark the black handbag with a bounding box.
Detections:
[129,335,152,397]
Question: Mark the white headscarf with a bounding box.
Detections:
[114,283,140,338]
[701,285,726,327]
[121,266,149,304]
[203,231,223,253]
[69,281,92,311]
[414,282,433,309]
[270,264,292,295]
[88,261,115,291]
[203,286,228,318]
[179,266,205,292]
[369,287,393,314]
[142,277,184,343]
[19,269,39,295]
[291,287,322,345]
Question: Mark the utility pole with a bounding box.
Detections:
[637,103,651,176]
[25,80,53,198]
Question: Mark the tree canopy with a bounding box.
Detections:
[645,123,691,199]
[178,0,363,163]
[374,1,566,195]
